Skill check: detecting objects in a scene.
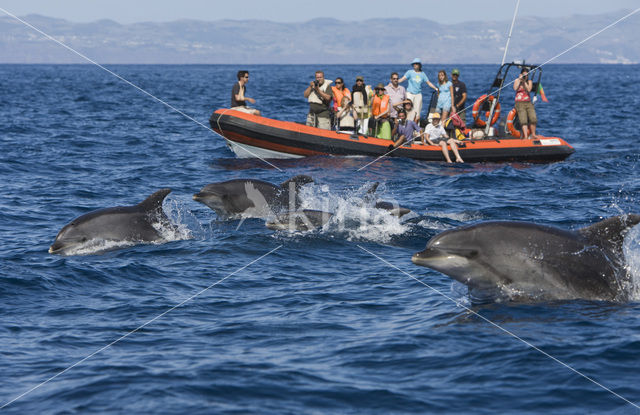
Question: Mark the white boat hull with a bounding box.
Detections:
[225,139,304,159]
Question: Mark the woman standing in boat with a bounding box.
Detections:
[398,58,437,121]
[435,70,455,123]
[513,68,537,139]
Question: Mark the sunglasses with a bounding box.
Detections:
[356,79,363,82]
[335,81,343,84]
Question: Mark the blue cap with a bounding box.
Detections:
[411,58,421,65]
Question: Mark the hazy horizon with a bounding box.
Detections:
[0,1,637,25]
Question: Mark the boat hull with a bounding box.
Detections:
[210,109,574,163]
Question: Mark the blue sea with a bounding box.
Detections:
[1,63,640,414]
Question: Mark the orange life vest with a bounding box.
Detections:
[332,87,352,111]
[371,94,390,118]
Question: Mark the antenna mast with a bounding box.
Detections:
[502,0,521,66]
[485,0,520,136]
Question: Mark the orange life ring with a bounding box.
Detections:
[506,108,521,138]
[472,94,501,127]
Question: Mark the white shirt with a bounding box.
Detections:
[424,123,447,140]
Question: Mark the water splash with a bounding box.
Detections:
[281,182,411,243]
[160,197,204,240]
[57,239,137,256]
[623,223,640,301]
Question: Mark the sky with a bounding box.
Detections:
[0,0,637,24]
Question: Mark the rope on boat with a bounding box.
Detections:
[215,108,230,138]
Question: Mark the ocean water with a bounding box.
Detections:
[1,63,640,414]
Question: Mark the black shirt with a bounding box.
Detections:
[231,82,246,107]
[452,80,467,106]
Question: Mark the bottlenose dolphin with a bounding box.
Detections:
[193,175,314,219]
[49,188,174,255]
[374,201,412,218]
[265,210,333,231]
[364,182,412,218]
[412,215,640,301]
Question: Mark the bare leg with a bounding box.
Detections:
[448,139,464,162]
[440,141,453,163]
[530,124,537,139]
[522,125,530,139]
[442,109,449,123]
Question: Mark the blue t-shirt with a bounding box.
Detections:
[437,81,452,107]
[403,69,430,95]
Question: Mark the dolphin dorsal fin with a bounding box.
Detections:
[361,182,380,205]
[280,175,314,189]
[138,188,172,213]
[578,214,640,255]
[366,182,380,195]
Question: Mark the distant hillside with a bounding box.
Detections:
[0,11,638,64]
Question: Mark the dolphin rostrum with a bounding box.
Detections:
[193,175,314,219]
[412,215,640,301]
[49,188,174,255]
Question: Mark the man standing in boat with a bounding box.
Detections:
[231,70,260,116]
[304,70,334,130]
[385,72,406,128]
[451,68,467,123]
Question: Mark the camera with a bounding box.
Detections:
[313,80,320,87]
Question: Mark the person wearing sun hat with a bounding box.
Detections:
[398,58,438,122]
[368,83,391,139]
[451,68,467,123]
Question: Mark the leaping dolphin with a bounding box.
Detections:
[49,188,174,255]
[412,215,640,302]
[365,182,412,218]
[193,175,314,219]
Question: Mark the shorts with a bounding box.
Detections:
[515,101,537,125]
[232,106,259,115]
[406,92,423,120]
[306,112,331,130]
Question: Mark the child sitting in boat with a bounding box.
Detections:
[336,97,357,133]
[423,113,464,163]
[395,99,419,124]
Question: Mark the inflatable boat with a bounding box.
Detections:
[209,108,574,163]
